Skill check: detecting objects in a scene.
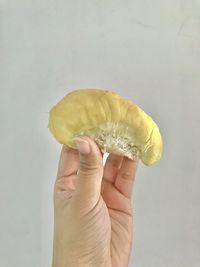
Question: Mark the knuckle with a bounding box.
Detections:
[107,156,120,168]
[80,157,102,172]
[55,177,75,191]
[119,171,132,180]
[79,163,101,176]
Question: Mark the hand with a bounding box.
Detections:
[52,136,138,267]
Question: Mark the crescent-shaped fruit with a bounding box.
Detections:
[48,88,163,166]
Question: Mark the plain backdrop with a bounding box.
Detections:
[0,1,200,266]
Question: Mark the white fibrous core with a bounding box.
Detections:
[75,122,141,160]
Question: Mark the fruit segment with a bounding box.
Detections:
[48,88,163,166]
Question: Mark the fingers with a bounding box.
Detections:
[71,136,104,211]
[103,154,123,184]
[56,145,79,180]
[55,146,79,195]
[114,157,139,199]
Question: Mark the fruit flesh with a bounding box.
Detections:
[75,121,140,160]
[48,89,163,165]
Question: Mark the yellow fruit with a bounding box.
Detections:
[48,88,163,166]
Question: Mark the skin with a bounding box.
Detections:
[52,136,138,267]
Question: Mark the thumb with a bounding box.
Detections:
[72,136,103,211]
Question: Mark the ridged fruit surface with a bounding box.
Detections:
[48,89,163,166]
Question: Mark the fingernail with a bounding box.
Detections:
[73,137,90,154]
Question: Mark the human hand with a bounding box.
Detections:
[52,136,138,267]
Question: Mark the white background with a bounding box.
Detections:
[0,1,200,266]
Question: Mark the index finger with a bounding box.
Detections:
[114,157,139,199]
[56,145,79,180]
